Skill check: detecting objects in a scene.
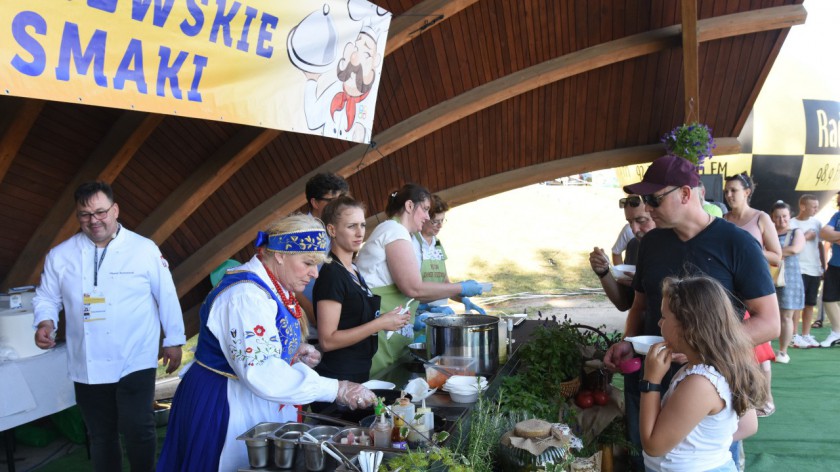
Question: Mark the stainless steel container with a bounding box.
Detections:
[425,314,499,375]
[273,431,303,469]
[236,422,283,468]
[302,426,340,471]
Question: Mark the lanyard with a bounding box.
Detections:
[93,246,108,288]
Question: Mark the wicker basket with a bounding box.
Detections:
[559,376,581,398]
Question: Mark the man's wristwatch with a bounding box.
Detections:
[639,379,663,393]
[595,268,609,278]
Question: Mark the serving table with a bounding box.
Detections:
[0,344,76,472]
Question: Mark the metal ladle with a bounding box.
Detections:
[409,352,458,377]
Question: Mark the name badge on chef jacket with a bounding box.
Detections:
[83,289,108,322]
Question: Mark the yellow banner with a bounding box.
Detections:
[615,154,753,190]
[796,155,840,191]
[0,0,391,144]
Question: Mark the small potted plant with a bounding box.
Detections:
[661,122,715,169]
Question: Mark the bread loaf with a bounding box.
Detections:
[514,419,552,439]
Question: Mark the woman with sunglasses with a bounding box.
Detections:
[412,195,487,342]
[723,172,782,417]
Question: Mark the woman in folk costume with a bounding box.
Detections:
[355,184,484,377]
[157,214,376,471]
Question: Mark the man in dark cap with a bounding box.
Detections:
[603,155,779,470]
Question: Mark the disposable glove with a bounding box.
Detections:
[458,280,483,297]
[295,343,322,369]
[462,298,486,315]
[335,380,377,410]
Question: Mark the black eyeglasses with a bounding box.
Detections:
[77,203,114,222]
[619,196,642,208]
[642,186,681,208]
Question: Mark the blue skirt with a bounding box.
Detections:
[156,365,230,471]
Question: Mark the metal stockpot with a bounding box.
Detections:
[425,315,499,375]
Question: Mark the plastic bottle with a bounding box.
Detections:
[417,398,434,432]
[372,413,391,448]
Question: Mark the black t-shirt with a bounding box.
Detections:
[313,257,379,380]
[632,218,776,336]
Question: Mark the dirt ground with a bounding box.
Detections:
[437,183,631,334]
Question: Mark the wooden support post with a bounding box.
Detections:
[681,0,700,122]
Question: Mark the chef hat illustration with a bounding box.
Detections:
[347,0,389,21]
[347,0,391,45]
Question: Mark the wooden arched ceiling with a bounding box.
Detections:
[0,0,806,335]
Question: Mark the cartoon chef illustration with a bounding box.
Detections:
[288,2,390,144]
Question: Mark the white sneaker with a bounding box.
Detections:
[820,331,840,348]
[775,351,790,364]
[804,334,821,347]
[792,334,808,348]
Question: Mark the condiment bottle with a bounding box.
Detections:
[417,398,434,432]
[372,413,391,448]
[407,420,429,447]
[390,413,407,449]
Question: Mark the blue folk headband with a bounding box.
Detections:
[254,230,328,253]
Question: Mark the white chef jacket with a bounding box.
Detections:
[33,226,186,384]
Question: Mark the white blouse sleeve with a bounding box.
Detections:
[207,283,339,405]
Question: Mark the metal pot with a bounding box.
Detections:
[425,315,499,375]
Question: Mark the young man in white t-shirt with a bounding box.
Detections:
[790,194,825,348]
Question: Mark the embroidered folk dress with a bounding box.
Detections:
[157,256,339,472]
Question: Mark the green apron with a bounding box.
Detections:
[415,233,448,284]
[369,283,418,378]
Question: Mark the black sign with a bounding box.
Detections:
[804,99,840,155]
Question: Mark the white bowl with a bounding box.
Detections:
[610,264,636,279]
[362,380,396,390]
[448,390,479,403]
[445,375,487,387]
[625,335,665,355]
[479,282,493,293]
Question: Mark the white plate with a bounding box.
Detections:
[362,380,396,390]
[479,282,493,293]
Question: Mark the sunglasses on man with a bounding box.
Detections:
[642,186,681,208]
[619,196,642,208]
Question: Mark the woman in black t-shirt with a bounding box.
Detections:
[314,196,410,382]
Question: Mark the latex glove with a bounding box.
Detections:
[295,343,322,369]
[462,298,486,315]
[335,380,377,410]
[414,311,432,332]
[458,280,483,297]
[429,305,455,315]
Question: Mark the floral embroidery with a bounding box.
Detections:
[229,329,283,367]
[253,325,265,336]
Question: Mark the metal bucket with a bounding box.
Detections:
[425,314,499,375]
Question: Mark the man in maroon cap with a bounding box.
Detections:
[603,155,779,470]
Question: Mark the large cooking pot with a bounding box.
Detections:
[425,315,499,375]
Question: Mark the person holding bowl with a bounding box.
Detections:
[356,184,484,377]
[314,196,410,383]
[157,214,376,471]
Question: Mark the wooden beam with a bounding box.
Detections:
[364,138,742,229]
[681,0,700,122]
[170,5,802,297]
[0,112,162,290]
[0,97,44,183]
[698,4,806,43]
[136,127,280,244]
[131,0,467,247]
[386,0,480,55]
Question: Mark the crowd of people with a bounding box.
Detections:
[29,159,840,471]
[590,155,840,471]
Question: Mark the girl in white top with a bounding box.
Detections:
[641,276,769,472]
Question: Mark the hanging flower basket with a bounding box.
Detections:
[661,122,715,169]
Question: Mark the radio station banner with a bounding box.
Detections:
[0,0,391,144]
